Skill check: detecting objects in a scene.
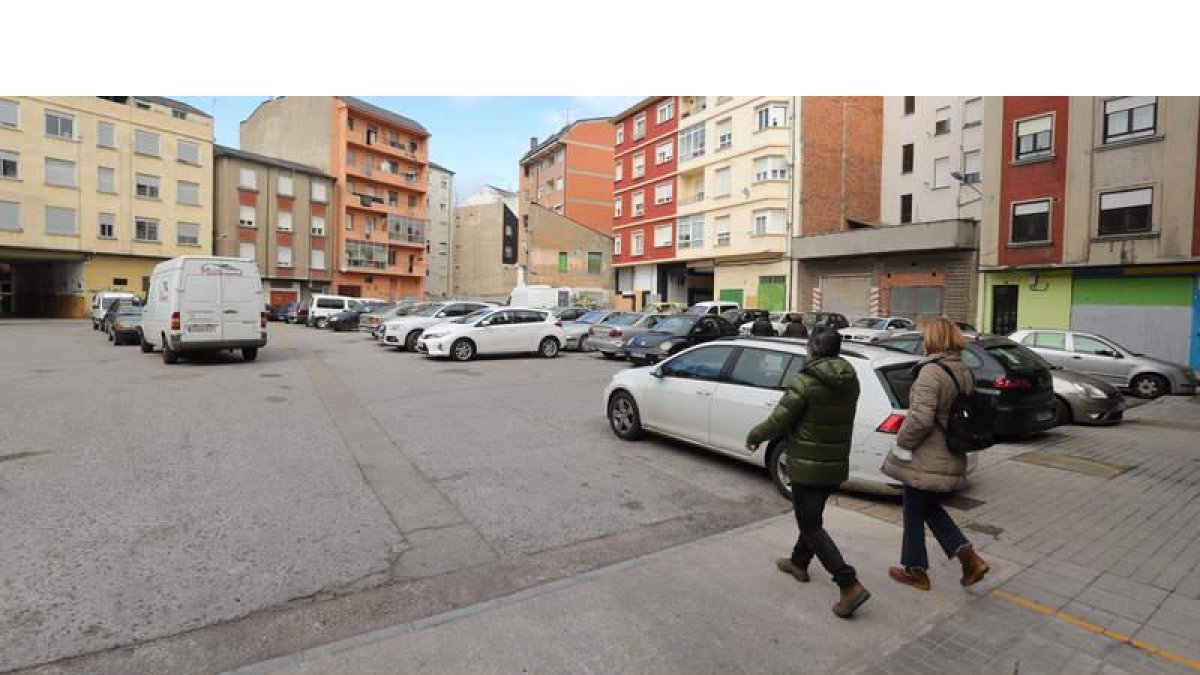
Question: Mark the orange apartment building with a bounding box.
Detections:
[240,97,431,300]
[518,118,615,235]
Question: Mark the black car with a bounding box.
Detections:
[624,314,739,365]
[327,301,394,331]
[800,312,850,330]
[106,302,144,346]
[723,308,771,327]
[265,304,289,322]
[874,333,1057,438]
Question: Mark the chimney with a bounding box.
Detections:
[529,137,538,150]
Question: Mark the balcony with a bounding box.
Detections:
[346,129,425,165]
[387,215,428,247]
[345,161,427,193]
[680,190,705,206]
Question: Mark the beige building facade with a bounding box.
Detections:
[426,162,454,298]
[452,199,519,301]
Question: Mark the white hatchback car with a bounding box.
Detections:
[417,306,566,361]
[602,337,971,497]
[379,301,494,350]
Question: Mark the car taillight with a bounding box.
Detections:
[260,312,267,329]
[609,328,622,337]
[993,375,1032,390]
[170,311,180,331]
[876,414,905,434]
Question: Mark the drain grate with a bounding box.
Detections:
[1012,450,1131,478]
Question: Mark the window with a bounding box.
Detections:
[172,109,187,120]
[558,251,569,272]
[934,107,951,135]
[1,150,18,179]
[45,206,77,235]
[656,140,673,164]
[388,190,399,206]
[901,143,914,174]
[177,222,200,246]
[903,96,916,116]
[311,180,327,203]
[311,249,326,270]
[715,215,730,246]
[716,118,732,149]
[654,223,672,247]
[45,158,76,187]
[631,231,644,256]
[633,152,645,178]
[613,234,622,255]
[933,157,951,188]
[900,194,913,224]
[615,125,624,145]
[633,113,646,139]
[554,176,564,191]
[678,214,704,249]
[587,252,602,274]
[714,166,731,196]
[98,166,115,193]
[277,210,293,231]
[657,100,674,123]
[311,214,326,236]
[277,175,294,196]
[957,150,981,184]
[98,212,115,238]
[1073,335,1117,356]
[1011,200,1050,243]
[1015,115,1053,160]
[134,129,160,156]
[240,242,256,260]
[1098,188,1153,237]
[963,98,982,126]
[277,246,293,267]
[177,139,200,165]
[135,217,159,241]
[679,123,705,158]
[238,168,257,190]
[0,99,17,128]
[1029,331,1066,350]
[661,345,733,380]
[614,196,622,218]
[239,205,256,228]
[98,122,116,148]
[754,155,788,181]
[614,160,623,182]
[654,182,673,205]
[632,191,645,216]
[756,103,787,130]
[45,111,74,139]
[366,126,377,145]
[0,200,18,230]
[408,195,417,207]
[177,180,200,205]
[730,348,794,389]
[135,173,160,199]
[752,208,787,235]
[1107,97,1160,145]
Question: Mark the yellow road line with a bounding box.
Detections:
[991,588,1200,671]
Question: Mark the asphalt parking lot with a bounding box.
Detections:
[0,319,790,673]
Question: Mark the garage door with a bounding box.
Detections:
[758,276,785,312]
[820,275,872,318]
[1069,276,1192,366]
[269,290,297,307]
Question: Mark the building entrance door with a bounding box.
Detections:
[992,285,1019,335]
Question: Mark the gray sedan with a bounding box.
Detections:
[1010,329,1198,399]
[561,310,626,351]
[583,313,669,359]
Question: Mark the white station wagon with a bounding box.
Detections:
[603,337,973,496]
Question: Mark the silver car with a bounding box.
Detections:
[561,310,625,351]
[1010,329,1198,399]
[583,313,669,359]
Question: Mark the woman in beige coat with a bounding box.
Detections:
[882,318,990,591]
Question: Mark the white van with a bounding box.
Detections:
[508,285,570,309]
[686,301,740,316]
[307,294,382,328]
[139,256,267,364]
[90,291,136,330]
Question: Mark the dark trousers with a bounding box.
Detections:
[901,485,970,570]
[790,485,858,588]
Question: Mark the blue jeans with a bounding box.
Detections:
[901,486,970,570]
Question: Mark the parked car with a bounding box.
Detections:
[955,322,980,338]
[561,310,625,351]
[359,301,422,335]
[686,301,740,316]
[417,307,565,361]
[104,301,144,345]
[839,316,917,344]
[624,314,739,366]
[738,312,801,337]
[100,298,137,334]
[723,308,772,329]
[379,301,494,350]
[279,302,300,323]
[549,306,591,322]
[583,313,669,359]
[327,301,393,332]
[604,337,971,497]
[139,256,266,364]
[90,291,137,330]
[873,332,1058,438]
[294,303,309,325]
[1009,329,1198,399]
[644,301,687,315]
[265,304,288,322]
[307,294,381,329]
[799,312,850,331]
[1050,367,1125,426]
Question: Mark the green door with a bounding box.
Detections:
[719,288,744,306]
[758,276,786,312]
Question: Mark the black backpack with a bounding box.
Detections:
[926,361,996,454]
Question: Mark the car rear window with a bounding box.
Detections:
[878,364,917,408]
[607,313,641,326]
[985,344,1046,371]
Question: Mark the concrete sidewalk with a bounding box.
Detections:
[228,508,1017,675]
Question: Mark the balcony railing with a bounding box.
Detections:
[346,258,388,270]
[680,191,706,205]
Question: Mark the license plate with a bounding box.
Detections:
[1035,410,1053,421]
[188,324,216,333]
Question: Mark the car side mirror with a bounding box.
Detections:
[651,366,664,378]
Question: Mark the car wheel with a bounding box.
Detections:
[1054,396,1074,426]
[405,330,422,351]
[140,334,153,353]
[1131,373,1169,399]
[600,351,616,360]
[162,337,179,365]
[450,338,475,362]
[242,347,258,362]
[539,337,560,358]
[92,320,99,331]
[607,391,645,440]
[766,442,792,501]
[315,317,328,329]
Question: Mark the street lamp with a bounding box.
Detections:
[950,171,983,198]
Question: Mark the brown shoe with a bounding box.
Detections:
[888,566,931,591]
[958,545,991,587]
[776,558,810,583]
[832,581,871,618]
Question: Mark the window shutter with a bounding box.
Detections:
[1100,188,1152,210]
[45,206,77,235]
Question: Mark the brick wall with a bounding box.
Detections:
[800,97,882,236]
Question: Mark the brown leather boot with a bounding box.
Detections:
[832,581,871,618]
[958,545,991,587]
[888,566,931,591]
[776,558,810,583]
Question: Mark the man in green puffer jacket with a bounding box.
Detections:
[745,327,871,619]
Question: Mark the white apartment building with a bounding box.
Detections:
[426,162,454,297]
